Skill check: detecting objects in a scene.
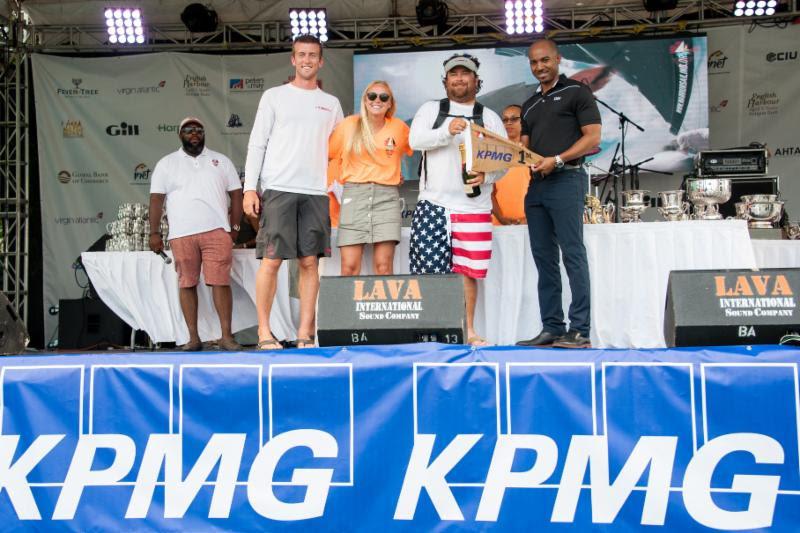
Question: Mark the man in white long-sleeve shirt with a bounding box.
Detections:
[242,35,343,349]
[409,53,507,346]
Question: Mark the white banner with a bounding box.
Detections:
[707,24,800,205]
[32,51,353,342]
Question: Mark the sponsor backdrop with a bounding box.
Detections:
[707,24,800,211]
[1,344,799,530]
[31,51,354,343]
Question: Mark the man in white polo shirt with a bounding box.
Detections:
[149,116,244,352]
[243,34,343,349]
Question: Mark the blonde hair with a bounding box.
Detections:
[343,80,396,161]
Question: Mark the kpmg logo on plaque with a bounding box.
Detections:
[184,74,210,96]
[57,169,110,185]
[229,77,265,92]
[54,211,104,225]
[56,78,99,98]
[746,90,780,117]
[132,163,152,185]
[709,99,729,113]
[707,50,729,73]
[352,278,423,321]
[157,123,179,134]
[117,80,166,95]
[106,122,140,136]
[62,120,83,138]
[774,145,800,158]
[766,50,798,63]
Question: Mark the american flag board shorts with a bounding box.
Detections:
[410,200,493,279]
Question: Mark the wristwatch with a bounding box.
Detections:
[554,155,565,169]
[232,224,240,231]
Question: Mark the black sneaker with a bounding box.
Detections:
[552,330,592,349]
[515,331,562,347]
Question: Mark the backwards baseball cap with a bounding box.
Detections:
[179,116,204,131]
[443,53,480,75]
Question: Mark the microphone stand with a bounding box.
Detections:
[594,96,645,216]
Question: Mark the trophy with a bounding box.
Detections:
[736,194,784,229]
[657,190,690,221]
[584,195,615,224]
[686,178,731,220]
[620,190,649,223]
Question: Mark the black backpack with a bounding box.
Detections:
[418,98,485,185]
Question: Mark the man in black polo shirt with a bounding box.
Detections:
[516,39,601,349]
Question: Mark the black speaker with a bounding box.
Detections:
[718,176,780,219]
[643,0,678,9]
[0,293,29,355]
[317,274,466,346]
[665,269,800,347]
[58,298,131,350]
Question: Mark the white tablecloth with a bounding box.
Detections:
[83,220,758,348]
[752,239,800,269]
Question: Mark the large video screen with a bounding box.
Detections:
[354,36,708,181]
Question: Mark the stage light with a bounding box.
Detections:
[506,0,543,33]
[416,0,449,27]
[180,3,218,32]
[105,6,146,45]
[735,0,779,15]
[288,9,328,41]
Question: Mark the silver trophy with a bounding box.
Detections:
[687,178,731,220]
[620,190,649,223]
[746,201,784,229]
[657,190,690,221]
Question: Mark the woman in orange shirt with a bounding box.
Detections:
[329,80,412,275]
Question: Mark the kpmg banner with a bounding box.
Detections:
[1,344,799,531]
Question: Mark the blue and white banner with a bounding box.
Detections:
[1,344,799,531]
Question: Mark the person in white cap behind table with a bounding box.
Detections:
[408,53,508,347]
[148,116,244,352]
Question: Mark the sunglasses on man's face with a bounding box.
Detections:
[181,126,205,135]
[366,92,391,103]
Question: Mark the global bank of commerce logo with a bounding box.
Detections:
[57,169,110,185]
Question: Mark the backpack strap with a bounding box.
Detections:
[419,99,485,187]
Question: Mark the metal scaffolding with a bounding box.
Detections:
[0,7,30,325]
[22,1,800,53]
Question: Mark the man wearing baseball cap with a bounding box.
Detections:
[408,53,508,346]
[148,116,244,351]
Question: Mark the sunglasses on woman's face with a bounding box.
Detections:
[366,92,391,103]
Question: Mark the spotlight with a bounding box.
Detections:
[416,0,449,28]
[288,9,328,41]
[104,6,146,45]
[734,0,780,15]
[506,0,543,33]
[180,3,219,32]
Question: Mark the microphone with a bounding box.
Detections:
[156,250,173,264]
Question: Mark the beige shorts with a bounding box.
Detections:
[170,228,232,288]
[337,182,402,247]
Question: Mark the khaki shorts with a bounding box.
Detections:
[170,228,233,288]
[337,182,402,247]
[255,189,331,260]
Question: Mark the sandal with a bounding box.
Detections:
[467,335,490,347]
[256,338,283,350]
[295,336,316,349]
